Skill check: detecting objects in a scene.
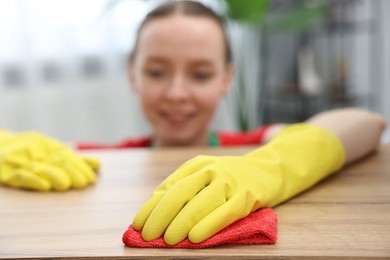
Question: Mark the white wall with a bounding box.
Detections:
[0,0,151,142]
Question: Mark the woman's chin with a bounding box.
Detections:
[158,132,203,147]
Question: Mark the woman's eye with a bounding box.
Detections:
[193,71,211,81]
[145,69,165,78]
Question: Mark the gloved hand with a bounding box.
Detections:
[132,124,345,245]
[0,129,99,191]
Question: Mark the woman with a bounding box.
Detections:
[122,0,386,245]
[0,0,386,245]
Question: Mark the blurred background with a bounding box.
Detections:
[0,0,389,143]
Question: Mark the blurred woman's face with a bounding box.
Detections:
[130,15,232,147]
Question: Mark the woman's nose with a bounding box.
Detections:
[165,74,190,101]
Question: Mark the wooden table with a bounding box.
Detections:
[1,145,390,259]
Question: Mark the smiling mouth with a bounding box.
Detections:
[159,111,196,126]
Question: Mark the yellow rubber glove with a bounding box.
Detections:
[0,130,99,191]
[132,124,345,245]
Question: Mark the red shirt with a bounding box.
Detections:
[76,125,271,150]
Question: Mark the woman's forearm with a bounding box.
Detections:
[307,108,387,164]
[264,108,386,165]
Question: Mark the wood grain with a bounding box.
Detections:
[0,145,389,259]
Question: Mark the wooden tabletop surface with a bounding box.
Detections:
[1,145,389,259]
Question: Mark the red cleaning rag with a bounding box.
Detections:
[122,208,277,249]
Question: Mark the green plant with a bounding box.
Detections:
[223,0,328,130]
[224,0,327,33]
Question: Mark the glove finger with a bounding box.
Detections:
[4,155,29,168]
[30,162,72,191]
[4,169,51,191]
[133,156,214,236]
[132,193,165,231]
[163,181,226,245]
[132,155,211,228]
[48,151,96,189]
[141,170,212,241]
[188,194,247,243]
[69,155,96,184]
[62,158,91,188]
[80,155,100,172]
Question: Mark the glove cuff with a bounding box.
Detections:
[289,123,344,166]
[245,123,346,207]
[247,123,345,169]
[281,123,345,170]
